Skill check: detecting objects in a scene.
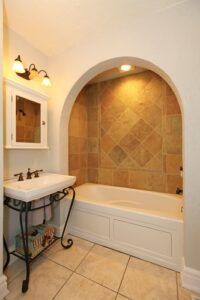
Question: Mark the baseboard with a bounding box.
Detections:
[181,265,200,293]
[0,275,9,299]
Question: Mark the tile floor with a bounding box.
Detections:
[4,235,200,300]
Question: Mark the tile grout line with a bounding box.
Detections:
[52,269,74,300]
[51,242,96,299]
[74,243,95,273]
[116,256,131,299]
[74,270,117,294]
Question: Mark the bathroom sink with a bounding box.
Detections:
[3,173,76,202]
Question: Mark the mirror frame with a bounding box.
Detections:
[4,79,48,149]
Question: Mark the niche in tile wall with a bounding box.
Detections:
[68,70,182,193]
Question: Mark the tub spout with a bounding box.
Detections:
[176,187,183,195]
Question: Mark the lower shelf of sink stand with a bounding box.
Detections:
[11,236,59,262]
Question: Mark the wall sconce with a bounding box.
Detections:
[13,55,52,87]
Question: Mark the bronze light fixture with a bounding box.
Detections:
[13,55,51,87]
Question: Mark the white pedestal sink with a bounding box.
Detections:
[4,173,76,202]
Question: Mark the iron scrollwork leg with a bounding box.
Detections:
[19,203,30,293]
[61,186,75,249]
[3,235,10,271]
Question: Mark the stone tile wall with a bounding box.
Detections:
[69,71,182,193]
[68,90,88,186]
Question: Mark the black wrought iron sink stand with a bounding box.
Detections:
[3,186,75,293]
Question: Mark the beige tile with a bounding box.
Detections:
[148,173,165,192]
[69,136,80,154]
[177,273,200,300]
[164,115,182,154]
[130,119,153,142]
[76,244,129,291]
[164,94,181,115]
[100,153,116,168]
[4,259,25,283]
[88,168,98,183]
[6,257,71,300]
[55,273,116,300]
[88,137,99,153]
[88,121,99,137]
[86,84,98,107]
[166,174,182,194]
[131,145,153,167]
[98,169,113,185]
[101,134,115,153]
[69,154,80,170]
[142,131,162,155]
[139,105,162,128]
[44,235,94,271]
[116,295,129,300]
[129,170,149,190]
[165,154,182,174]
[88,106,99,122]
[119,257,177,300]
[88,153,99,168]
[113,170,129,188]
[143,153,163,172]
[107,98,125,119]
[118,108,139,129]
[108,121,129,143]
[119,157,139,169]
[119,133,140,153]
[101,110,116,132]
[109,146,127,166]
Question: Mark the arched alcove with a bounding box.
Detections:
[59,57,183,194]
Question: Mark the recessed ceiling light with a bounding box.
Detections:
[119,64,132,72]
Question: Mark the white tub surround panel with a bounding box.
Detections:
[68,184,183,271]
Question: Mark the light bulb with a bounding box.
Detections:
[42,75,51,87]
[13,55,25,73]
[119,64,132,72]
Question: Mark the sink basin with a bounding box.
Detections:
[4,173,76,202]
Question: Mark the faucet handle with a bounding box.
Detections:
[34,169,43,178]
[14,172,24,181]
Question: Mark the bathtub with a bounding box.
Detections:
[68,183,183,271]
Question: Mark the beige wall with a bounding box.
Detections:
[69,71,182,194]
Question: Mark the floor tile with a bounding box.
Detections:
[76,244,129,291]
[6,257,71,300]
[116,294,130,300]
[43,235,94,271]
[177,273,200,300]
[4,259,25,283]
[54,273,116,300]
[119,257,177,300]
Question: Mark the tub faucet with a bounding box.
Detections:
[176,187,183,195]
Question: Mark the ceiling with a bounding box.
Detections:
[4,0,187,57]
